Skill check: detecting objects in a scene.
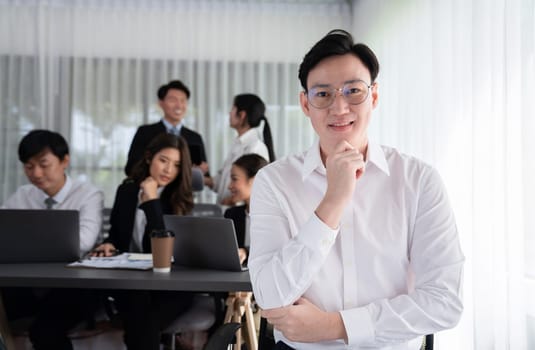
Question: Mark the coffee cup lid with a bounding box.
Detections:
[150,229,175,238]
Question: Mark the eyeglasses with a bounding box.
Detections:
[306,80,373,109]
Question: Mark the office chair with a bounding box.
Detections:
[203,322,241,350]
[422,334,434,350]
[223,291,257,350]
[162,202,225,349]
[162,293,218,349]
[101,207,112,239]
[190,203,223,217]
[192,167,205,192]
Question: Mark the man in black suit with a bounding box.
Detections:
[125,80,209,177]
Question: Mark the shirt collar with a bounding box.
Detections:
[302,139,324,180]
[366,141,390,176]
[237,128,260,144]
[162,118,183,134]
[301,139,390,181]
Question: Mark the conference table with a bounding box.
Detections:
[0,263,252,349]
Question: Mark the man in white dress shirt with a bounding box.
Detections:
[1,129,103,350]
[3,130,103,255]
[248,29,464,350]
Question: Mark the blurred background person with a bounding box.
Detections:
[224,153,268,265]
[206,94,274,205]
[93,133,194,350]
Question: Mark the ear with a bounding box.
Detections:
[61,154,70,168]
[158,99,165,110]
[299,91,311,118]
[238,110,247,123]
[371,82,379,109]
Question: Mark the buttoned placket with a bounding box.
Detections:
[341,203,358,309]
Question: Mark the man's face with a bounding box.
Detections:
[299,53,378,160]
[159,88,189,125]
[23,149,69,197]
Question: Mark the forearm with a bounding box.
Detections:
[78,191,104,254]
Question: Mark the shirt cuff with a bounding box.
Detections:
[296,213,338,256]
[339,306,375,346]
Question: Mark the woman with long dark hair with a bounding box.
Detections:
[93,133,194,350]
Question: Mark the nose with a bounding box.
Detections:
[28,166,43,179]
[330,88,349,112]
[163,163,171,174]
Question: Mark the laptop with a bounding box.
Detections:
[0,209,80,263]
[163,215,247,272]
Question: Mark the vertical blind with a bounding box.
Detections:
[1,0,534,349]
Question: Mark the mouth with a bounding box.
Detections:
[160,176,170,183]
[173,109,182,115]
[328,120,354,131]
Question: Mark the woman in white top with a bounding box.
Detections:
[207,93,275,205]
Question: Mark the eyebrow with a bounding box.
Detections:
[158,155,179,163]
[310,79,363,89]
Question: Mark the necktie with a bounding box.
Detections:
[169,127,179,136]
[44,197,56,209]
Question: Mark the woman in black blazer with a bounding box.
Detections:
[224,154,268,264]
[93,133,194,350]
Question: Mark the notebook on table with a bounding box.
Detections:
[163,215,247,272]
[0,209,80,263]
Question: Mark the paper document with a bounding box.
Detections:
[67,253,153,270]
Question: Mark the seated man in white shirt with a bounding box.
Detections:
[248,29,464,350]
[1,129,103,350]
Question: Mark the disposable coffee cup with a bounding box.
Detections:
[150,229,175,273]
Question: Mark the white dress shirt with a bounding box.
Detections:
[2,175,104,255]
[162,118,183,135]
[212,127,269,204]
[249,140,464,350]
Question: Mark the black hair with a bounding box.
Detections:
[298,29,380,90]
[130,133,193,215]
[18,129,69,163]
[232,153,269,179]
[157,80,191,100]
[233,93,276,162]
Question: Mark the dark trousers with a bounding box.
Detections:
[2,287,100,350]
[112,289,194,350]
[274,341,296,350]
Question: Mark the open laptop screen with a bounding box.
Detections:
[163,215,246,272]
[0,209,80,263]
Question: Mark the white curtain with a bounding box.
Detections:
[0,0,350,204]
[353,0,534,349]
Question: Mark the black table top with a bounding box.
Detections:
[0,263,252,292]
